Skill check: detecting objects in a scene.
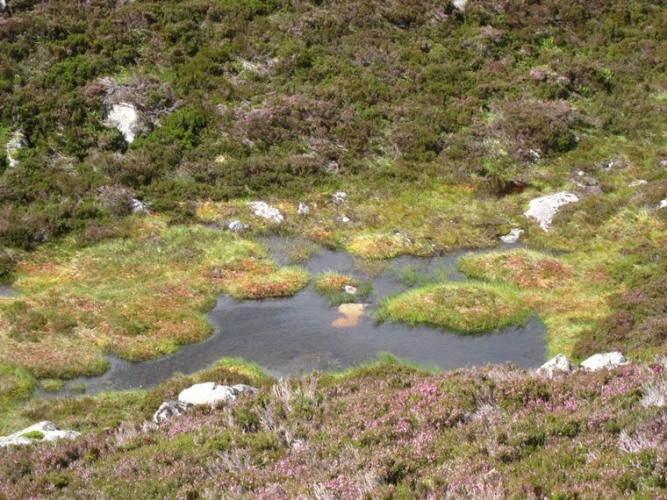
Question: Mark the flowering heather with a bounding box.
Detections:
[1,359,665,498]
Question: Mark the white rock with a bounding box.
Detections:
[580,352,628,371]
[297,202,310,215]
[451,0,468,11]
[227,220,249,233]
[524,192,579,231]
[0,421,80,448]
[629,180,648,187]
[179,382,237,406]
[107,103,140,143]
[339,215,351,224]
[537,354,575,378]
[0,0,5,12]
[130,198,148,215]
[152,401,193,424]
[659,199,667,209]
[331,191,347,204]
[500,228,524,244]
[6,130,27,168]
[250,201,284,223]
[343,285,358,295]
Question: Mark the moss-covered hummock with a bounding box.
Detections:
[379,282,531,333]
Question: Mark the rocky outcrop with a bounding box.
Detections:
[537,354,575,378]
[5,129,27,168]
[0,421,80,448]
[250,202,284,223]
[524,192,579,231]
[581,352,628,371]
[106,103,141,143]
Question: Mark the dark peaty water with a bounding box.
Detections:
[64,240,545,394]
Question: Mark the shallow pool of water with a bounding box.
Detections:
[61,239,544,394]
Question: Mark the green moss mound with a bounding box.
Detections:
[380,282,531,333]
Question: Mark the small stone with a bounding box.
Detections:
[331,192,347,205]
[451,0,468,12]
[537,354,575,378]
[339,215,351,224]
[343,285,358,295]
[250,202,284,223]
[297,202,310,215]
[580,352,628,371]
[629,180,648,187]
[524,192,579,231]
[659,199,667,209]
[500,228,524,244]
[227,220,249,233]
[152,401,194,424]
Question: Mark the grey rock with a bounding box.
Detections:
[297,202,310,215]
[537,354,575,378]
[130,199,149,215]
[178,382,258,407]
[152,401,194,424]
[0,421,80,448]
[581,352,628,371]
[227,220,249,233]
[231,384,259,396]
[331,191,347,205]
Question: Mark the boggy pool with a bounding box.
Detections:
[66,239,546,394]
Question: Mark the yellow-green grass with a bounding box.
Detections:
[458,249,613,358]
[379,282,531,333]
[0,218,307,379]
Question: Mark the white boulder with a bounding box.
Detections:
[524,192,579,231]
[178,382,258,407]
[537,354,575,378]
[500,228,524,244]
[0,421,80,448]
[106,103,141,143]
[581,351,628,371]
[343,285,358,295]
[250,202,284,223]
